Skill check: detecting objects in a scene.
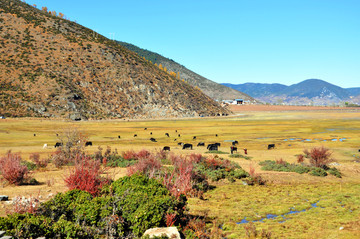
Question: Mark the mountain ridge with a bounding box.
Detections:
[117,41,256,102]
[0,0,230,119]
[222,79,360,105]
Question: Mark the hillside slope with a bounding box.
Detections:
[0,0,230,119]
[117,41,256,102]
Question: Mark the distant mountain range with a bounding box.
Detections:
[223,79,360,106]
[117,41,256,102]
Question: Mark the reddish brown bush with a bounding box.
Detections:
[127,156,162,178]
[0,151,29,185]
[247,165,266,185]
[64,155,109,196]
[122,150,138,160]
[297,154,305,163]
[304,146,334,168]
[165,213,177,227]
[187,153,203,164]
[275,158,286,165]
[30,152,49,168]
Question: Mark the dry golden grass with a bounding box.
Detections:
[1,109,360,238]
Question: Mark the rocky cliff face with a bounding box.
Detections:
[0,0,230,119]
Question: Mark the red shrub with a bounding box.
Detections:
[127,156,162,178]
[304,146,334,168]
[51,149,72,168]
[275,158,286,165]
[64,155,109,196]
[156,149,168,161]
[136,149,151,159]
[297,154,305,163]
[165,213,177,227]
[30,153,49,168]
[247,165,266,186]
[187,153,203,164]
[0,151,29,185]
[122,150,138,160]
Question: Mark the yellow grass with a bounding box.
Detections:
[1,109,360,238]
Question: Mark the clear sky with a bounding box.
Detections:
[25,0,360,88]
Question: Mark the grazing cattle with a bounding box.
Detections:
[243,148,248,155]
[197,142,205,147]
[182,143,193,150]
[214,142,221,147]
[34,134,36,137]
[232,140,239,146]
[165,133,170,137]
[178,142,183,146]
[144,128,147,130]
[358,149,360,152]
[43,144,48,149]
[163,146,170,151]
[118,135,121,139]
[134,134,137,137]
[207,144,218,151]
[150,137,157,142]
[54,142,63,148]
[174,139,177,141]
[150,132,153,135]
[85,141,93,146]
[268,144,275,150]
[178,134,181,137]
[230,146,237,154]
[215,134,218,137]
[175,130,178,132]
[193,136,197,140]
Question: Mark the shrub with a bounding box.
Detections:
[0,151,30,185]
[64,155,109,196]
[127,156,162,178]
[111,174,187,236]
[9,196,40,215]
[21,160,37,171]
[247,165,266,185]
[309,167,328,177]
[29,153,48,168]
[328,167,342,178]
[303,146,334,168]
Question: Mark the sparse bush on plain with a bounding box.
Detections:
[30,152,49,168]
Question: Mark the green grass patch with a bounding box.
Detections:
[205,150,229,154]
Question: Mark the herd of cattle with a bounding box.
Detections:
[39,127,280,155]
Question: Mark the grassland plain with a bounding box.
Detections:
[1,109,360,238]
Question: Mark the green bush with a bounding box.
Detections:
[260,160,310,174]
[111,174,187,236]
[309,167,328,177]
[106,155,137,167]
[327,167,342,178]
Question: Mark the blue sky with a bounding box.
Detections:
[26,0,360,88]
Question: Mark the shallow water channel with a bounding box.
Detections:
[237,202,321,224]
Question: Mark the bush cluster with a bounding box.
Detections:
[0,151,30,185]
[0,175,186,238]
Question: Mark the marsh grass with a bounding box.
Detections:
[1,111,360,237]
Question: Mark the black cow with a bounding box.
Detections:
[150,138,157,142]
[34,134,36,137]
[178,134,181,137]
[118,135,121,139]
[232,140,239,146]
[215,134,218,137]
[197,142,205,147]
[182,143,193,150]
[85,141,93,146]
[230,146,237,154]
[177,142,183,146]
[207,144,218,151]
[193,136,197,140]
[144,128,147,130]
[358,149,360,152]
[165,133,170,137]
[150,132,153,135]
[268,144,275,150]
[214,142,221,147]
[134,134,137,137]
[163,146,170,151]
[175,130,178,132]
[54,142,63,148]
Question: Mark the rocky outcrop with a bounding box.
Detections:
[143,227,181,239]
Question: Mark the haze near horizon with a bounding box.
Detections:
[25,0,360,88]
